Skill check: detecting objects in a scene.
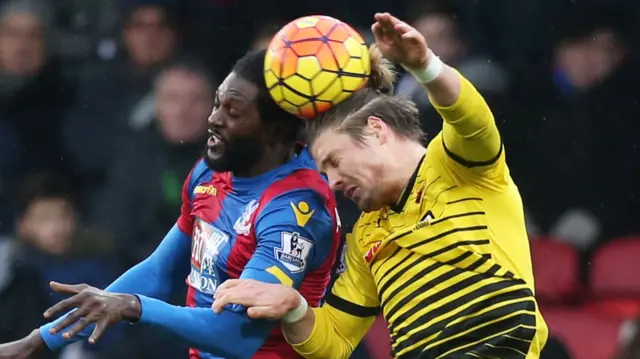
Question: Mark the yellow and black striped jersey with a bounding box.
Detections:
[290,72,548,359]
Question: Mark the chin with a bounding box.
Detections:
[357,193,389,212]
[353,197,375,213]
[204,151,232,172]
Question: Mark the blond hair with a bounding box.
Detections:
[304,44,424,145]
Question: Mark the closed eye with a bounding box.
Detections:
[213,93,220,110]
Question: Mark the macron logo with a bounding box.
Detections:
[194,185,217,196]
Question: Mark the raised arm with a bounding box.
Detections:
[373,13,501,171]
[430,69,501,167]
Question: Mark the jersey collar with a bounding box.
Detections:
[390,154,426,213]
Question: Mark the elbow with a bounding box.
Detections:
[196,312,271,359]
[187,331,262,359]
[291,317,355,359]
[294,335,354,359]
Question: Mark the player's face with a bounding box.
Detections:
[312,128,389,212]
[205,72,266,173]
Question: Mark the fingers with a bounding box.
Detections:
[211,295,227,314]
[48,305,87,334]
[371,22,384,41]
[44,295,82,320]
[212,280,244,313]
[62,316,91,339]
[212,280,266,313]
[88,319,109,344]
[374,13,395,28]
[373,12,412,44]
[50,282,89,295]
[212,290,251,314]
[393,22,413,35]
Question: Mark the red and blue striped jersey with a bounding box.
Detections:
[176,147,341,359]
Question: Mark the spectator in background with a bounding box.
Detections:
[395,1,508,118]
[11,173,117,306]
[508,9,640,249]
[0,0,75,234]
[62,0,185,213]
[89,59,214,267]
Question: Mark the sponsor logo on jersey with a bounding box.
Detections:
[290,201,314,227]
[414,211,435,231]
[234,199,259,236]
[364,241,382,263]
[193,184,217,196]
[187,270,217,294]
[274,232,313,273]
[188,218,229,294]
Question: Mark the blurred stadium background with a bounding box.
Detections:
[1,0,640,358]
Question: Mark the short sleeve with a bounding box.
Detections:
[240,189,335,289]
[324,231,380,316]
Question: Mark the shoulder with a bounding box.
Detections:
[427,132,509,190]
[257,185,333,231]
[255,171,336,241]
[265,168,332,202]
[189,158,211,183]
[183,158,214,193]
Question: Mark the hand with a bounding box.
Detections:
[43,282,141,344]
[371,12,430,71]
[212,279,301,320]
[0,330,45,359]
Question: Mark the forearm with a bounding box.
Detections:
[107,224,190,296]
[39,225,190,350]
[137,295,273,358]
[286,307,357,359]
[429,69,493,134]
[423,61,462,107]
[417,57,499,163]
[38,261,173,350]
[282,308,315,344]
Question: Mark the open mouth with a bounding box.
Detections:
[207,129,222,147]
[344,186,357,199]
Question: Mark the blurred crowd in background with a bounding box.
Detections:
[1,0,640,358]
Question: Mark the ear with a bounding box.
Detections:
[366,116,388,144]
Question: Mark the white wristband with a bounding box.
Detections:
[282,293,308,324]
[405,50,444,84]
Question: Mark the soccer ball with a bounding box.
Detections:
[264,15,371,119]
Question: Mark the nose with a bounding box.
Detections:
[208,108,223,128]
[326,171,344,192]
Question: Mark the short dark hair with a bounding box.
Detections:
[232,50,301,144]
[16,173,75,216]
[304,45,425,146]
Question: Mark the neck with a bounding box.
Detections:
[384,140,426,206]
[233,144,294,178]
